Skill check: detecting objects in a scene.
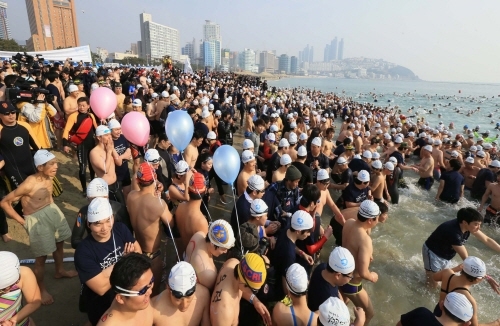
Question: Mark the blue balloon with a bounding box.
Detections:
[213,145,240,184]
[165,110,194,152]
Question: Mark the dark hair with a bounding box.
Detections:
[187,108,197,116]
[192,129,205,140]
[443,305,468,323]
[289,226,311,235]
[110,253,151,292]
[326,127,334,135]
[375,201,389,214]
[77,97,89,105]
[158,133,168,142]
[457,207,483,224]
[255,118,265,127]
[343,137,352,146]
[195,152,212,170]
[461,270,480,283]
[47,71,59,83]
[300,184,321,207]
[449,159,462,171]
[261,115,270,124]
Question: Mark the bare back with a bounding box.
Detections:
[185,232,218,291]
[210,259,241,326]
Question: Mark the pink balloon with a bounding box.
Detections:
[90,87,117,119]
[121,112,150,146]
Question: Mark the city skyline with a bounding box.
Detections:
[4,0,500,82]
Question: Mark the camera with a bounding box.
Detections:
[257,238,270,256]
[5,76,53,105]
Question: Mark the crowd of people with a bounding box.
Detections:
[0,58,499,326]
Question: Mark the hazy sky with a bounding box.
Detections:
[7,0,500,83]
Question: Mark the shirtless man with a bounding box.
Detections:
[414,145,435,191]
[114,83,125,118]
[369,160,386,203]
[316,169,345,225]
[63,84,83,116]
[90,126,117,186]
[479,172,500,226]
[184,130,204,169]
[210,253,269,326]
[272,154,291,183]
[1,150,76,305]
[185,220,235,291]
[97,253,154,326]
[175,172,209,253]
[237,150,257,196]
[382,136,400,160]
[431,140,445,180]
[322,128,336,161]
[244,108,256,138]
[127,162,172,295]
[340,200,381,325]
[152,261,210,326]
[459,157,480,190]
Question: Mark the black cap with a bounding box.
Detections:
[0,101,15,114]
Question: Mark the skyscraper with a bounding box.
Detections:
[323,44,330,62]
[25,0,79,51]
[338,38,344,60]
[309,46,314,63]
[303,45,309,63]
[0,2,11,40]
[139,13,180,60]
[182,41,195,61]
[329,37,338,61]
[203,20,221,68]
[278,54,290,74]
[290,56,298,74]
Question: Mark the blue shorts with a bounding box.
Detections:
[422,243,451,273]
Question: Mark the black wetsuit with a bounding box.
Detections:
[385,166,401,204]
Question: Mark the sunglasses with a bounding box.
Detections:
[147,158,161,164]
[1,110,16,116]
[171,284,196,299]
[115,276,154,296]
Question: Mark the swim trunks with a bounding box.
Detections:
[433,168,441,180]
[417,177,434,190]
[422,243,451,273]
[339,281,363,295]
[485,205,500,225]
[24,203,72,257]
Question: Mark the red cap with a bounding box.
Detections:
[137,162,156,184]
[189,172,206,192]
[455,134,462,140]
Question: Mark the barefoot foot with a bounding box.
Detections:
[2,233,12,242]
[55,269,78,279]
[41,289,54,305]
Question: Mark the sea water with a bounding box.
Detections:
[267,78,500,324]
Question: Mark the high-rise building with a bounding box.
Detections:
[182,41,195,61]
[203,20,221,42]
[309,46,314,63]
[338,38,344,60]
[203,20,221,68]
[25,0,79,51]
[303,45,309,63]
[329,37,338,61]
[323,44,330,62]
[221,48,230,67]
[259,51,275,73]
[139,13,180,60]
[290,56,298,74]
[131,43,138,55]
[239,48,256,71]
[229,51,238,70]
[0,2,11,40]
[278,54,290,74]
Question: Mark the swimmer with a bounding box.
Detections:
[414,145,435,190]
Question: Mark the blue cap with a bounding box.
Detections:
[464,125,468,128]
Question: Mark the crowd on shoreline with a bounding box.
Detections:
[0,61,499,326]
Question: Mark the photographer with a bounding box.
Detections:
[45,70,65,150]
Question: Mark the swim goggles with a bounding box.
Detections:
[115,276,154,296]
[171,284,196,299]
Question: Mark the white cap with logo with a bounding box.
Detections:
[87,178,109,198]
[312,137,322,147]
[87,197,113,223]
[280,154,292,166]
[286,263,308,295]
[357,170,370,182]
[247,175,265,191]
[318,297,350,326]
[168,262,197,294]
[317,169,329,181]
[34,149,55,167]
[291,210,313,230]
[463,256,486,278]
[328,246,355,274]
[0,251,20,289]
[358,200,380,219]
[444,292,473,322]
[242,139,254,150]
[297,146,307,157]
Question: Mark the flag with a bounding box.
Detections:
[184,57,193,74]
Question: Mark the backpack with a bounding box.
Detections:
[68,116,93,146]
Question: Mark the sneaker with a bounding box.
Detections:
[219,195,228,205]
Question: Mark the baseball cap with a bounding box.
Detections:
[384,162,395,171]
[371,160,382,169]
[423,145,433,152]
[286,263,308,295]
[357,170,370,182]
[250,199,268,216]
[279,138,290,147]
[0,251,20,289]
[328,246,355,274]
[207,131,216,140]
[175,160,189,175]
[463,256,486,278]
[145,149,161,163]
[238,253,267,290]
[289,132,298,144]
[137,162,156,183]
[0,101,15,114]
[68,84,78,93]
[297,146,307,157]
[291,210,313,230]
[242,139,254,150]
[247,175,265,191]
[358,200,380,219]
[96,125,111,137]
[337,157,347,165]
[311,137,322,147]
[299,133,308,141]
[132,99,142,106]
[465,157,475,164]
[317,169,329,181]
[208,220,235,249]
[280,154,292,166]
[242,150,255,163]
[362,150,372,159]
[108,119,121,129]
[444,292,473,322]
[87,197,113,223]
[168,262,197,294]
[319,297,350,326]
[34,149,55,166]
[87,178,109,198]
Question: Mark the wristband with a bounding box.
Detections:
[249,294,255,304]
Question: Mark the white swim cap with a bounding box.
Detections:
[289,132,298,144]
[357,170,370,182]
[243,139,255,150]
[297,146,307,157]
[286,263,308,295]
[328,246,355,274]
[359,200,380,219]
[0,251,20,289]
[317,169,329,181]
[145,149,161,163]
[280,154,292,166]
[371,160,382,169]
[384,162,395,171]
[319,297,350,325]
[87,197,112,223]
[107,119,121,129]
[279,138,290,148]
[242,150,255,163]
[247,175,265,191]
[175,160,189,175]
[96,125,111,137]
[362,150,372,159]
[463,256,486,278]
[87,178,109,198]
[291,210,313,231]
[250,199,268,216]
[311,137,322,147]
[168,261,197,294]
[465,157,475,164]
[207,131,217,140]
[444,292,473,322]
[34,149,55,167]
[208,219,235,249]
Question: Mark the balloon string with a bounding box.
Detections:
[231,185,244,256]
[147,161,180,262]
[196,186,213,223]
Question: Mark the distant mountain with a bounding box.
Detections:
[388,65,417,79]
